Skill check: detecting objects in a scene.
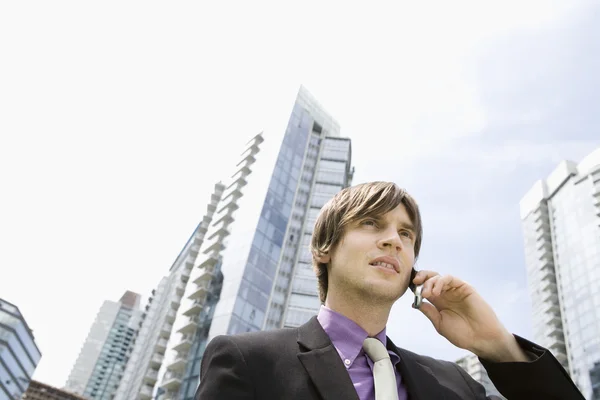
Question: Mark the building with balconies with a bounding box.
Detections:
[520,147,600,399]
[113,183,225,400]
[158,86,353,400]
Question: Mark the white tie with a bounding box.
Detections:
[363,338,399,400]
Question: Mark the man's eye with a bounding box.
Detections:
[362,219,376,226]
[400,230,413,238]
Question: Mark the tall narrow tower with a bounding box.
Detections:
[158,86,353,400]
[520,148,600,398]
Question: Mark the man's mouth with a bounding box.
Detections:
[369,257,400,273]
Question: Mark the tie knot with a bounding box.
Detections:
[363,338,389,362]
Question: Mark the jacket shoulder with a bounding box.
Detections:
[209,327,299,359]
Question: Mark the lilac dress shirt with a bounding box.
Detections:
[317,305,409,400]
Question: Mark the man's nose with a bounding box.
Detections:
[378,229,403,251]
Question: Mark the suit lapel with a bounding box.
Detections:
[297,317,360,400]
[387,337,449,400]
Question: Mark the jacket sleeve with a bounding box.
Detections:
[480,335,584,400]
[453,362,505,399]
[194,335,254,400]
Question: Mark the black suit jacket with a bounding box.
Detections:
[195,316,583,399]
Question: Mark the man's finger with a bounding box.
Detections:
[433,275,456,296]
[417,301,441,332]
[421,275,442,298]
[412,270,440,285]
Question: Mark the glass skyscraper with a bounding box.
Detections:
[0,298,42,400]
[158,86,353,400]
[520,147,600,399]
[65,291,143,400]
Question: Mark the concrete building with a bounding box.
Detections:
[520,147,600,399]
[113,182,225,400]
[0,298,42,400]
[65,291,143,400]
[22,380,87,400]
[455,353,505,399]
[157,86,353,400]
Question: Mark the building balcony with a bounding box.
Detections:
[178,316,199,335]
[593,188,600,204]
[189,244,201,258]
[183,298,205,317]
[215,202,239,225]
[207,225,230,243]
[536,239,553,252]
[202,239,225,255]
[539,279,557,292]
[139,383,154,399]
[545,325,565,341]
[540,289,558,303]
[222,180,244,201]
[207,202,217,213]
[539,301,560,315]
[165,308,177,324]
[167,352,188,372]
[175,282,186,297]
[188,282,211,300]
[160,322,173,339]
[155,337,168,352]
[180,268,190,283]
[537,246,553,261]
[143,368,159,384]
[150,352,164,368]
[160,371,183,391]
[197,253,219,270]
[193,268,215,286]
[172,334,195,352]
[162,390,180,400]
[170,296,181,310]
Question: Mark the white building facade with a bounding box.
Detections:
[113,182,225,400]
[520,147,600,399]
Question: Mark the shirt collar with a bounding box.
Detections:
[317,305,399,367]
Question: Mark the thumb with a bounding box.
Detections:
[417,301,441,332]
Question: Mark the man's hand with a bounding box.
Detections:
[412,270,530,363]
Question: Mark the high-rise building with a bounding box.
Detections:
[157,86,353,400]
[455,354,505,399]
[23,380,87,400]
[65,291,143,400]
[114,182,226,400]
[0,298,42,400]
[520,147,600,399]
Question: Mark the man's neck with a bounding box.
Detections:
[324,291,392,337]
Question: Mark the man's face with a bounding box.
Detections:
[319,203,416,303]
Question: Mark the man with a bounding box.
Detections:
[195,182,583,399]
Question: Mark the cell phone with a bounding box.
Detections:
[409,268,423,309]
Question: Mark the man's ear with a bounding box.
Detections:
[315,253,330,264]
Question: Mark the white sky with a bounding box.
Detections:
[0,0,591,389]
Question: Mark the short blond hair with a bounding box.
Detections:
[310,181,423,303]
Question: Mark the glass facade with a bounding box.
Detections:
[82,306,139,400]
[521,150,600,399]
[65,292,142,400]
[158,86,353,400]
[0,299,42,400]
[551,172,600,398]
